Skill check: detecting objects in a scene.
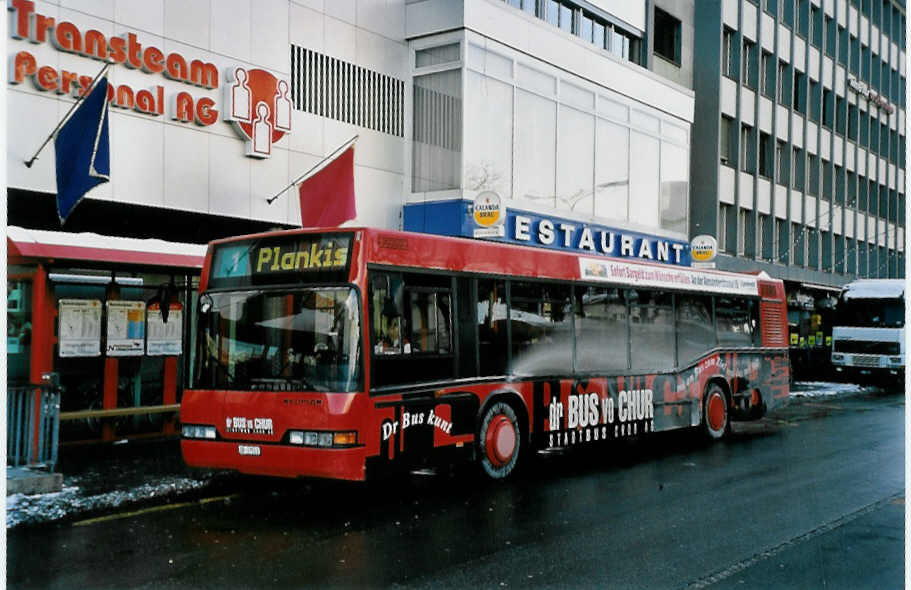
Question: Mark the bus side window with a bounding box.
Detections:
[508,281,572,376]
[370,272,404,355]
[407,290,452,354]
[575,286,629,372]
[629,289,675,371]
[716,296,754,347]
[676,295,715,364]
[477,279,508,376]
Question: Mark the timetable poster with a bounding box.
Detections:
[106,300,146,356]
[146,302,183,356]
[58,299,103,357]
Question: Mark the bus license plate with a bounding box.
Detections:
[238,445,261,456]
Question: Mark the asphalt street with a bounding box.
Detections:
[6,385,905,589]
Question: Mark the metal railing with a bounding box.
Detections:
[8,385,61,470]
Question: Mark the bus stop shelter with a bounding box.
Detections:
[7,226,206,447]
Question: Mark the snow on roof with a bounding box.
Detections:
[841,279,905,300]
[6,225,207,268]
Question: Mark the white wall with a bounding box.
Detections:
[6,0,409,230]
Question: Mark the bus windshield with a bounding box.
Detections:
[196,287,362,392]
[836,297,904,328]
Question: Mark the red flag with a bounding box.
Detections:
[298,145,356,227]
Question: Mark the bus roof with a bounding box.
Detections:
[207,226,781,298]
[840,279,905,300]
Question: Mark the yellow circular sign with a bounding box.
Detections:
[690,235,718,262]
[473,191,502,228]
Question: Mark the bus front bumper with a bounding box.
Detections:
[181,439,368,481]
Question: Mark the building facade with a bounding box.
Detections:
[6,0,698,438]
[691,0,906,285]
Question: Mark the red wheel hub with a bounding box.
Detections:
[485,415,516,466]
[708,393,726,431]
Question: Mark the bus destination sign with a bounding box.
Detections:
[209,233,353,288]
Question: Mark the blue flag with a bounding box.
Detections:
[54,77,110,223]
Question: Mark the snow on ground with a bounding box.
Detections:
[7,475,210,528]
[790,381,884,398]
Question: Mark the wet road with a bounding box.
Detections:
[8,388,904,589]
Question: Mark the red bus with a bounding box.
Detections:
[181,227,790,481]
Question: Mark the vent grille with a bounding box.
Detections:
[851,355,885,368]
[290,45,404,137]
[760,301,786,347]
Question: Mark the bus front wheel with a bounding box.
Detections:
[703,383,730,440]
[478,402,521,479]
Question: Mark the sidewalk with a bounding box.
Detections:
[6,438,221,528]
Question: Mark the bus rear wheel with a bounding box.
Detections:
[703,384,730,440]
[478,402,521,479]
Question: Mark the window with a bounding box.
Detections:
[509,281,573,376]
[737,208,750,255]
[777,60,789,104]
[654,8,681,65]
[847,171,857,207]
[776,140,788,185]
[835,96,846,135]
[792,147,804,190]
[792,222,804,265]
[810,5,822,46]
[847,104,858,140]
[822,159,832,201]
[593,20,606,49]
[742,39,756,88]
[761,51,773,97]
[822,88,833,128]
[740,124,753,173]
[676,295,714,364]
[777,218,787,263]
[716,297,757,346]
[838,26,848,64]
[412,69,462,192]
[759,132,772,178]
[575,286,628,371]
[834,164,844,204]
[793,71,805,113]
[809,80,821,122]
[808,154,819,196]
[370,271,454,387]
[719,203,731,253]
[808,228,818,267]
[197,288,362,393]
[759,214,772,260]
[723,29,736,78]
[476,278,507,376]
[824,16,835,56]
[629,290,675,370]
[545,0,559,26]
[797,0,809,37]
[558,3,573,33]
[407,291,453,355]
[720,116,734,165]
[580,12,593,41]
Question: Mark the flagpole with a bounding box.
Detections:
[266,134,358,204]
[24,63,110,168]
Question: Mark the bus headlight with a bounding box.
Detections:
[288,430,357,447]
[832,354,844,362]
[889,357,903,364]
[182,424,216,439]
